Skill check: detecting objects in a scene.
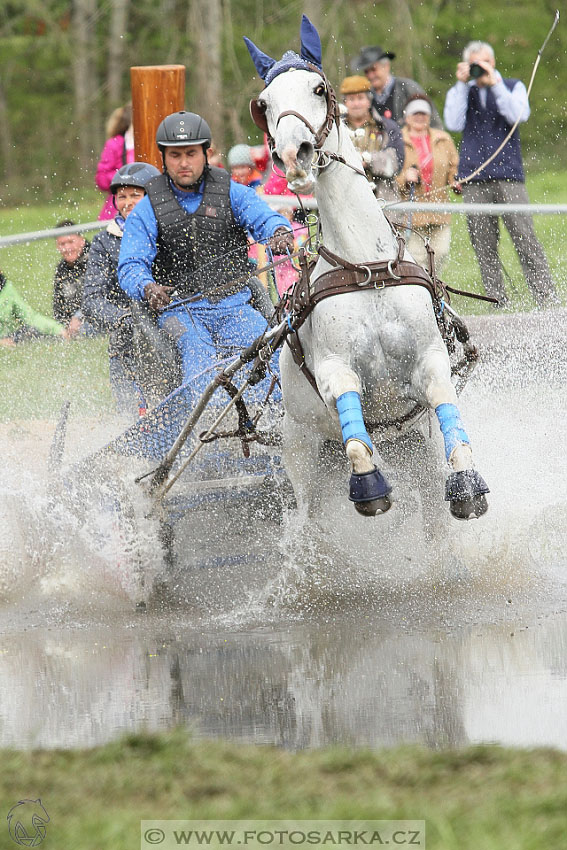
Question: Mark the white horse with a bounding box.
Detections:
[245,17,488,520]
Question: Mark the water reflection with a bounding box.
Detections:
[0,605,565,751]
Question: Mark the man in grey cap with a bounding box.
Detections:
[351,45,442,128]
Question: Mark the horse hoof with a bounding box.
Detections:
[350,467,392,517]
[445,470,489,520]
[354,495,392,517]
[450,493,488,520]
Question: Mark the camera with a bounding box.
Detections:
[469,63,488,80]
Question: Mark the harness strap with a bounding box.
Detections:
[283,244,483,429]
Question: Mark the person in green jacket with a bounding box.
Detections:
[0,271,67,347]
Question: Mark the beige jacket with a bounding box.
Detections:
[396,127,459,226]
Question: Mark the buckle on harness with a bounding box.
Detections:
[387,259,402,281]
[357,265,372,286]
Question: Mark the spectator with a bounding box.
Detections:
[340,75,404,203]
[227,144,263,189]
[53,222,97,338]
[83,162,161,416]
[444,40,558,308]
[0,270,67,347]
[95,103,135,220]
[350,45,442,128]
[397,95,459,274]
[207,140,225,169]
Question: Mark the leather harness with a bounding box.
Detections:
[248,69,492,432]
[279,238,481,431]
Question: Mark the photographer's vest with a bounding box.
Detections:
[145,167,251,300]
[458,79,525,183]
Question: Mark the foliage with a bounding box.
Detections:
[0,0,566,203]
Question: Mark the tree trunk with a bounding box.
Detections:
[187,0,223,150]
[72,0,99,176]
[107,0,130,106]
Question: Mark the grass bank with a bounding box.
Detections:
[0,175,566,420]
[0,730,566,850]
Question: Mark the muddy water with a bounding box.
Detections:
[0,310,566,752]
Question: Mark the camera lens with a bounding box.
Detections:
[469,63,486,79]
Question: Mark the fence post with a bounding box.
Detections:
[130,65,186,170]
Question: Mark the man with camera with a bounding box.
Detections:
[444,41,557,308]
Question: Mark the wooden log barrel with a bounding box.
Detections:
[130,65,186,169]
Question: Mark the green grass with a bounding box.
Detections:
[0,730,566,850]
[0,175,566,421]
[439,170,567,314]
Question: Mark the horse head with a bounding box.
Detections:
[245,16,340,194]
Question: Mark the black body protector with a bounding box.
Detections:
[145,167,251,302]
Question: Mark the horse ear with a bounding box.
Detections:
[299,15,323,69]
[243,37,276,81]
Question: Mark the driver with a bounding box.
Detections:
[118,111,293,394]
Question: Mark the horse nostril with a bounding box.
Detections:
[272,152,285,174]
[297,142,315,169]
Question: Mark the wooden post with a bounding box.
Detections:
[130,65,186,169]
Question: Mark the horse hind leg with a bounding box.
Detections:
[282,413,322,518]
[336,392,392,517]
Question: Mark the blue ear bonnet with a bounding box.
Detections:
[244,15,323,85]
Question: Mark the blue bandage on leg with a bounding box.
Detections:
[435,403,470,461]
[336,392,373,452]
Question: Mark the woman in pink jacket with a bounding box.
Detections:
[95,104,135,220]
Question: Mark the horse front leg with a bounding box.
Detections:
[418,349,489,520]
[317,360,391,517]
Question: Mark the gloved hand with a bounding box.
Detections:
[267,227,294,255]
[144,282,174,310]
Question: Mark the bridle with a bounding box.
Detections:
[249,63,341,154]
[250,65,368,178]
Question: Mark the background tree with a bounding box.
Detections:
[0,0,564,204]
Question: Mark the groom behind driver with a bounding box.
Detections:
[118,110,293,393]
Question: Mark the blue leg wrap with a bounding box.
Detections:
[435,403,470,461]
[336,392,373,453]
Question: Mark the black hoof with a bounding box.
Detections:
[354,495,392,516]
[349,467,392,516]
[445,470,489,520]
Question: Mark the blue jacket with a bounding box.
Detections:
[118,175,291,300]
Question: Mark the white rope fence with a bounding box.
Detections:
[1,199,567,247]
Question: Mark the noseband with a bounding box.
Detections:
[249,64,341,152]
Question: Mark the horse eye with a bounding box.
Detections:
[314,84,326,96]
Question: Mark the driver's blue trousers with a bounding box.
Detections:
[158,288,280,402]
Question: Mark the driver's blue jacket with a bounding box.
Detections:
[118,176,291,299]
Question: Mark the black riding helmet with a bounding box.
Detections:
[155,111,212,150]
[110,162,161,193]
